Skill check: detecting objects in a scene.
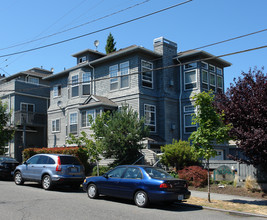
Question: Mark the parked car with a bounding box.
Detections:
[14,154,85,190]
[83,165,191,207]
[0,156,19,180]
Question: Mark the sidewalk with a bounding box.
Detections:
[190,190,267,205]
[183,190,267,218]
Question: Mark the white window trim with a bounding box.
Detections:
[144,104,156,133]
[20,102,35,112]
[81,109,95,128]
[82,72,91,95]
[110,64,119,91]
[51,119,60,133]
[53,85,61,98]
[184,105,196,113]
[120,61,130,89]
[216,67,222,75]
[71,74,79,98]
[217,75,223,89]
[201,62,208,70]
[184,69,198,91]
[28,76,39,85]
[141,60,153,89]
[209,64,215,72]
[69,112,78,134]
[184,62,197,70]
[79,56,86,64]
[184,113,197,134]
[210,72,216,86]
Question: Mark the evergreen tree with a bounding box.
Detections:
[105,33,117,54]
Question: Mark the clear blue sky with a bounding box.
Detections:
[0,0,266,89]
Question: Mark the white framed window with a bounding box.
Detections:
[141,60,153,88]
[202,70,208,90]
[144,104,156,132]
[209,65,215,72]
[71,75,79,97]
[82,72,91,95]
[184,113,197,133]
[210,73,216,91]
[184,105,196,113]
[212,150,224,160]
[216,67,222,75]
[79,56,86,64]
[53,85,61,98]
[52,119,60,132]
[120,61,129,88]
[81,110,95,127]
[110,65,119,90]
[21,103,35,112]
[184,70,197,90]
[217,75,223,93]
[184,62,197,70]
[201,62,208,69]
[28,76,39,85]
[69,112,78,134]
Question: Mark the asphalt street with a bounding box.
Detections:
[0,180,266,220]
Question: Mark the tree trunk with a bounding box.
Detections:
[207,159,211,202]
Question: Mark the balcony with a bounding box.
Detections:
[14,111,46,127]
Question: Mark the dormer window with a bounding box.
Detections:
[28,76,39,85]
[79,56,86,64]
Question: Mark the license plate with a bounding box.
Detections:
[70,167,77,173]
[178,195,184,200]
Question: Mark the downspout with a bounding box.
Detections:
[176,57,183,140]
[88,62,95,95]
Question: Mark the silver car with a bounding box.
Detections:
[14,154,85,190]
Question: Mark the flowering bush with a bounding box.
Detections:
[178,166,208,187]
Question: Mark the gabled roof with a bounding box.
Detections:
[175,50,232,67]
[72,49,106,58]
[79,95,117,109]
[0,68,53,83]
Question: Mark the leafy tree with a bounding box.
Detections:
[91,104,149,166]
[160,140,199,171]
[215,67,267,167]
[105,33,117,54]
[189,90,231,202]
[0,100,14,155]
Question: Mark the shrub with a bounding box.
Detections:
[92,166,110,176]
[244,176,260,192]
[23,147,90,174]
[178,166,208,187]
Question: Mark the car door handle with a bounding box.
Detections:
[43,166,46,168]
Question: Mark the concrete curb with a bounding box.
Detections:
[179,202,267,218]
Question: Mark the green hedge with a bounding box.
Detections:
[23,147,90,174]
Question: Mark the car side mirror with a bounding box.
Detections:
[103,174,109,179]
[23,161,28,165]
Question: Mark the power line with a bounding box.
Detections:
[0,0,192,58]
[0,0,150,52]
[1,43,266,93]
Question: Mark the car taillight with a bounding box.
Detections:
[160,183,172,189]
[56,156,61,171]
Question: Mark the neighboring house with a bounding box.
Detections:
[0,68,52,162]
[45,37,232,160]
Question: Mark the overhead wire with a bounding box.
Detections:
[1,43,266,93]
[0,0,193,58]
[0,0,150,52]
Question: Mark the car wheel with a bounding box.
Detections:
[42,175,53,190]
[134,190,149,208]
[14,171,24,185]
[87,184,99,199]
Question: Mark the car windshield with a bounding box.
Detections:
[59,156,81,165]
[0,157,17,163]
[144,167,174,179]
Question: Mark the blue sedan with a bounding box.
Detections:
[83,165,191,207]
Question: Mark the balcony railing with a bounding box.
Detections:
[14,111,46,127]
